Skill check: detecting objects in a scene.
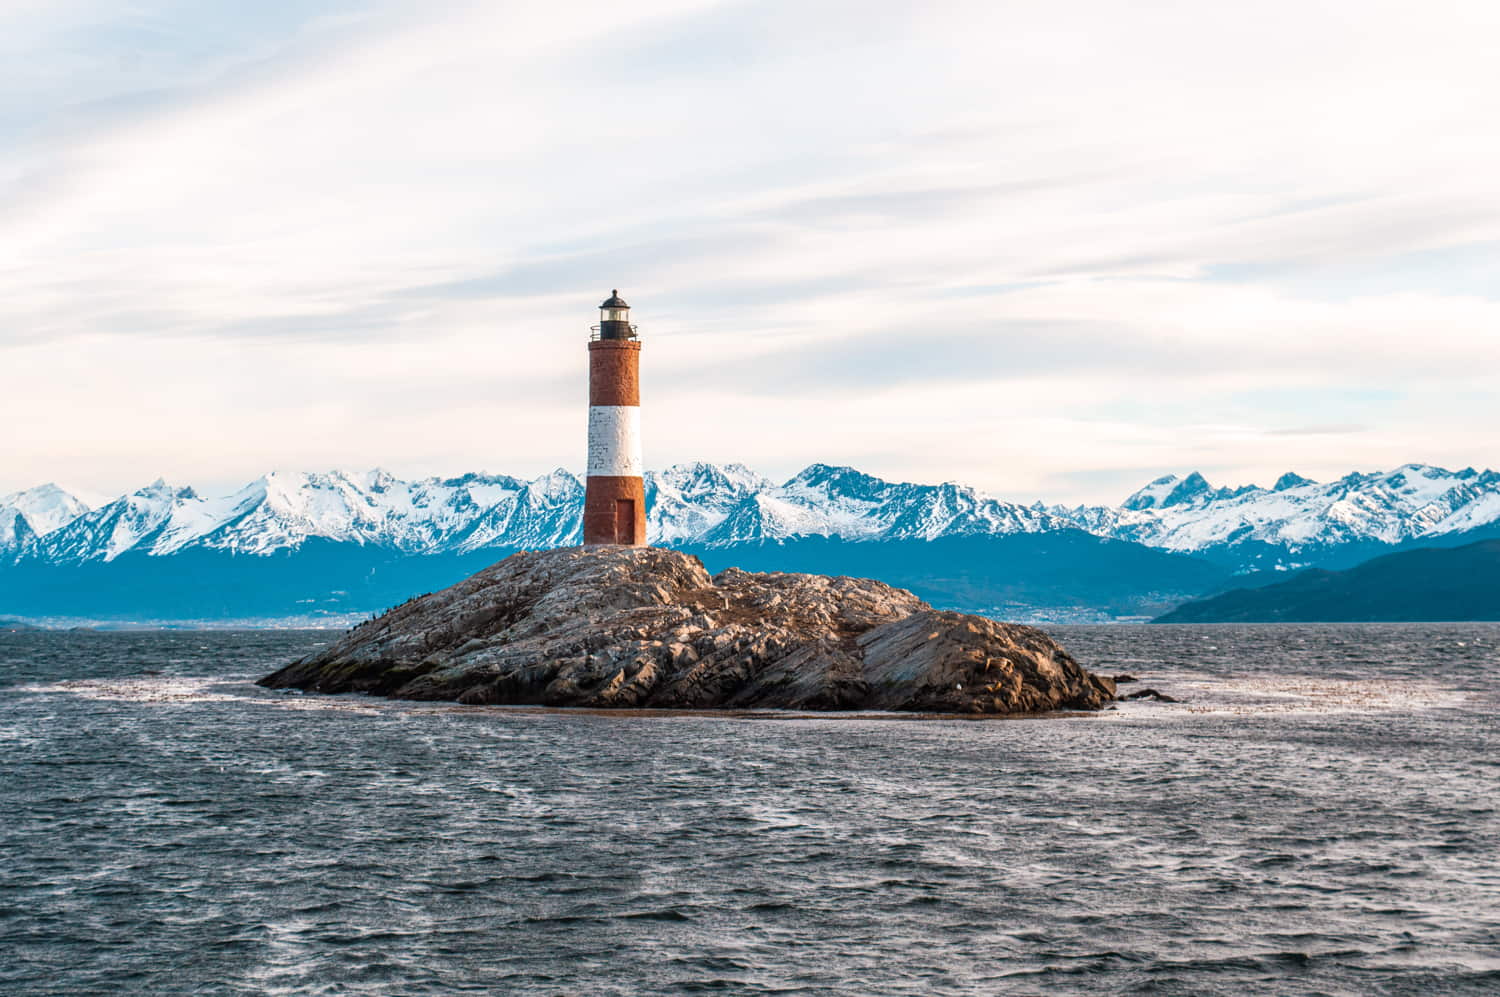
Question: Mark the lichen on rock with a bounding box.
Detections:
[258,546,1115,714]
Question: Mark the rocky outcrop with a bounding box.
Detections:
[258,546,1115,714]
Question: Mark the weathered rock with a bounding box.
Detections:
[258,546,1115,714]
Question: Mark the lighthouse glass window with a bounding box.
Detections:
[602,308,628,322]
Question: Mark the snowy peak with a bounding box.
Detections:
[784,464,888,501]
[32,481,196,562]
[1161,472,1213,507]
[653,461,772,496]
[1121,475,1177,511]
[1122,472,1214,511]
[525,469,584,502]
[646,463,767,543]
[1063,462,1500,559]
[0,483,96,547]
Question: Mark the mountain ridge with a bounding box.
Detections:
[1155,539,1500,623]
[3,463,1068,565]
[1047,462,1500,570]
[5,461,1500,573]
[7,459,1499,624]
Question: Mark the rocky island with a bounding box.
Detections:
[259,546,1115,714]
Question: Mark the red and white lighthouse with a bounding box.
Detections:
[583,290,647,546]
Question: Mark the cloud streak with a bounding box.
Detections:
[2,0,1498,503]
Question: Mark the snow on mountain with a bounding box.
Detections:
[7,463,1057,562]
[27,471,533,563]
[1053,463,1500,559]
[7,462,1500,568]
[688,464,1063,546]
[0,508,37,554]
[760,464,1062,542]
[178,469,535,556]
[454,469,584,551]
[30,480,198,562]
[0,484,96,551]
[646,462,772,544]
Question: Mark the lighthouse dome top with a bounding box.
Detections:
[593,289,638,341]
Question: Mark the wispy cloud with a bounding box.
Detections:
[2,0,1499,503]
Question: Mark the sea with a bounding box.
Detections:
[2,624,1497,996]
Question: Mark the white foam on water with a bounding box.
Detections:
[22,675,243,705]
[18,674,387,715]
[262,694,384,715]
[1106,670,1472,719]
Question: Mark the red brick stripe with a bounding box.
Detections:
[583,475,647,546]
[588,341,641,407]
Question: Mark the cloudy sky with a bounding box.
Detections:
[3,0,1498,505]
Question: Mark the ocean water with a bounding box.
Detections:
[2,624,1498,996]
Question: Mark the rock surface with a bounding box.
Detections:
[258,546,1115,714]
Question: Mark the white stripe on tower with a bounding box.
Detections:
[587,406,642,477]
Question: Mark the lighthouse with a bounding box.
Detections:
[583,290,647,546]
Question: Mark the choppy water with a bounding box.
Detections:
[2,624,1498,996]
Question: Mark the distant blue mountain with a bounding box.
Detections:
[0,532,1228,625]
[3,461,1499,623]
[1156,539,1500,623]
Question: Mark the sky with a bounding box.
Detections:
[3,0,1499,506]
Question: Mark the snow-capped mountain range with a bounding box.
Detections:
[0,463,1064,565]
[1049,464,1500,567]
[4,462,1499,571]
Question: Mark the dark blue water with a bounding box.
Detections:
[2,624,1498,995]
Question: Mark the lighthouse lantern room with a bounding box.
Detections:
[583,290,647,546]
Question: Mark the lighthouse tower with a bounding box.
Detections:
[583,290,647,546]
